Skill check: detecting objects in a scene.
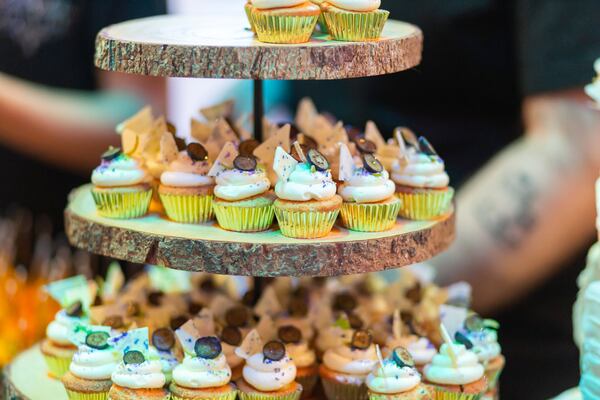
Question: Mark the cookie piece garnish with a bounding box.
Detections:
[351,330,373,350]
[263,340,286,361]
[233,155,257,172]
[392,347,415,368]
[401,128,419,149]
[418,136,438,156]
[356,138,377,154]
[85,331,110,350]
[147,290,164,307]
[220,326,243,346]
[225,306,249,328]
[170,315,188,330]
[291,143,310,162]
[464,314,485,332]
[123,350,145,365]
[455,331,474,350]
[278,326,302,344]
[239,139,260,156]
[187,143,209,162]
[195,336,222,359]
[101,147,121,162]
[152,328,175,351]
[362,154,383,174]
[333,293,357,312]
[298,134,318,150]
[102,315,124,330]
[307,149,329,171]
[66,301,83,317]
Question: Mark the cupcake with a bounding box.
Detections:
[278,325,319,398]
[149,327,181,385]
[250,0,321,44]
[338,143,400,232]
[319,0,389,42]
[210,141,276,232]
[392,131,454,220]
[109,328,169,400]
[61,325,119,400]
[170,336,237,400]
[273,146,342,239]
[366,347,434,400]
[424,343,487,400]
[159,143,215,223]
[91,147,152,219]
[319,330,378,400]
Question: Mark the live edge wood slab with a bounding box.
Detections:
[65,185,455,277]
[94,13,422,80]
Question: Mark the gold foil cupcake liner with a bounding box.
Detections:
[245,3,255,32]
[43,353,73,379]
[65,389,109,400]
[368,384,435,400]
[213,203,275,232]
[396,188,454,220]
[430,388,484,400]
[238,389,302,400]
[171,390,238,400]
[317,14,329,33]
[321,377,367,400]
[340,200,401,232]
[274,208,340,239]
[159,193,214,224]
[323,9,389,41]
[251,12,319,44]
[91,189,152,219]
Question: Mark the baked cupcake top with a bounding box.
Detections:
[325,0,381,12]
[273,146,337,201]
[366,347,421,394]
[392,132,449,189]
[424,343,484,385]
[160,144,214,188]
[323,330,378,375]
[278,325,316,368]
[586,58,600,104]
[172,336,232,389]
[68,326,119,380]
[91,148,150,187]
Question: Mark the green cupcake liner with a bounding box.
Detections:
[323,9,389,41]
[213,202,275,232]
[238,388,302,400]
[43,353,73,379]
[340,199,401,232]
[91,188,152,219]
[274,207,340,239]
[159,193,214,224]
[317,14,329,33]
[321,377,367,400]
[368,384,434,400]
[396,188,454,220]
[65,389,109,400]
[251,12,319,44]
[170,390,238,400]
[431,387,484,400]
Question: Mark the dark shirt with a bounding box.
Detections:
[291,1,600,398]
[0,0,166,224]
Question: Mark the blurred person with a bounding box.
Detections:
[291,1,600,398]
[0,0,166,224]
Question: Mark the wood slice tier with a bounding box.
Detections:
[94,14,422,80]
[65,185,455,277]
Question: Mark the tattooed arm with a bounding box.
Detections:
[432,89,600,313]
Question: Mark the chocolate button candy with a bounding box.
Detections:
[102,315,125,330]
[86,331,110,350]
[362,154,383,174]
[278,325,302,344]
[465,314,485,332]
[124,350,145,365]
[195,336,222,359]
[351,330,373,350]
[455,331,474,350]
[66,301,83,317]
[239,139,260,156]
[346,125,363,142]
[147,290,164,307]
[347,312,364,330]
[356,138,377,154]
[307,149,329,171]
[188,302,204,316]
[418,136,438,156]
[152,328,175,351]
[221,326,242,346]
[187,143,208,162]
[170,315,188,330]
[233,155,257,172]
[392,347,415,368]
[199,279,217,292]
[101,147,121,162]
[263,340,286,361]
[225,306,249,328]
[333,293,357,312]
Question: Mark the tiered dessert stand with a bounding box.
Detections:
[3,11,454,399]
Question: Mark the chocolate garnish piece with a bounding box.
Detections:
[418,136,438,156]
[351,330,373,350]
[170,315,188,330]
[93,294,103,306]
[167,121,177,135]
[263,340,286,361]
[346,125,363,142]
[307,149,329,171]
[186,142,208,162]
[242,290,256,306]
[405,283,422,304]
[362,154,383,174]
[85,331,110,350]
[278,325,302,344]
[239,139,260,156]
[225,306,249,328]
[333,293,357,312]
[147,290,164,307]
[101,147,121,162]
[347,312,364,330]
[195,336,222,359]
[152,328,176,351]
[400,311,413,324]
[464,314,485,332]
[233,155,257,172]
[199,279,217,292]
[123,350,145,365]
[288,296,308,317]
[188,301,204,316]
[66,301,83,317]
[102,315,125,330]
[220,326,243,346]
[455,331,474,350]
[356,138,377,154]
[392,347,415,368]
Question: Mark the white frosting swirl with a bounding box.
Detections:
[111,360,166,389]
[323,345,378,375]
[92,155,148,187]
[462,330,501,363]
[243,353,297,391]
[150,347,179,380]
[222,342,244,369]
[252,0,306,9]
[386,336,436,366]
[172,353,232,389]
[366,359,421,394]
[46,310,86,345]
[160,151,213,188]
[585,58,600,104]
[339,168,395,203]
[275,163,337,201]
[328,0,381,12]
[286,342,316,368]
[69,345,119,380]
[392,150,449,189]
[424,344,484,385]
[215,168,270,201]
